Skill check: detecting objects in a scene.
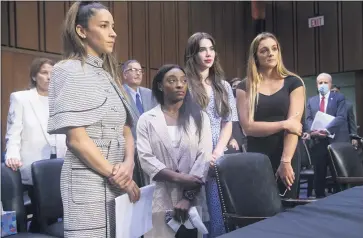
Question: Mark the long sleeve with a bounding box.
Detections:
[347,103,357,135]
[136,115,167,180]
[326,94,347,135]
[189,113,213,182]
[305,99,314,132]
[5,93,23,160]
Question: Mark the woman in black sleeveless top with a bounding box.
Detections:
[236,32,305,198]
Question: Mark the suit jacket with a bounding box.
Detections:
[123,85,158,139]
[305,92,349,143]
[137,105,212,237]
[346,100,357,135]
[5,88,67,185]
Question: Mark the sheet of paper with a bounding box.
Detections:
[115,184,155,238]
[311,111,335,131]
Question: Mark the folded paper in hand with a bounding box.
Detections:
[167,207,208,235]
[115,184,155,238]
[311,111,335,131]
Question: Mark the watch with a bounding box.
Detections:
[183,189,197,201]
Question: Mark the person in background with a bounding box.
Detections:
[122,59,158,139]
[331,85,358,147]
[184,32,238,237]
[4,57,67,232]
[303,73,348,198]
[236,32,305,199]
[122,59,158,187]
[137,64,212,238]
[47,2,140,237]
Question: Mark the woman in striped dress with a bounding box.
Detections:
[47,2,140,237]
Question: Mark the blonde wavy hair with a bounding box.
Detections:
[246,32,305,121]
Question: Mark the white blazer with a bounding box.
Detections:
[5,88,67,185]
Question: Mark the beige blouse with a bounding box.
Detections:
[137,105,212,238]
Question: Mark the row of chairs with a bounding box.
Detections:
[1,159,63,237]
[214,141,363,232]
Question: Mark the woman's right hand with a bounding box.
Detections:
[5,158,23,171]
[177,174,204,190]
[283,113,302,136]
[124,180,141,203]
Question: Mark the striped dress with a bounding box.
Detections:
[47,55,134,238]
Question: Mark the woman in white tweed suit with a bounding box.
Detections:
[137,65,212,238]
[47,2,140,237]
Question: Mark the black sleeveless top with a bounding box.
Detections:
[237,76,303,169]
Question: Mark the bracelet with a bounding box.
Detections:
[183,190,197,201]
[280,160,291,164]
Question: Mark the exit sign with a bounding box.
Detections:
[308,16,324,28]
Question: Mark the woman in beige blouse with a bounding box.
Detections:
[137,64,212,238]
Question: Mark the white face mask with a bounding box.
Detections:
[318,84,329,95]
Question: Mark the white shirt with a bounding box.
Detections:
[124,84,142,105]
[319,91,330,113]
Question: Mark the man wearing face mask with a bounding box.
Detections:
[303,73,349,198]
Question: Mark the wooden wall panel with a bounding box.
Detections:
[234,2,245,78]
[163,2,177,65]
[243,1,254,68]
[15,2,39,50]
[274,1,295,72]
[296,1,316,76]
[1,1,9,46]
[130,2,147,67]
[265,2,274,33]
[113,2,129,63]
[342,2,363,71]
[224,2,236,79]
[190,2,213,35]
[318,1,339,73]
[148,2,162,68]
[177,2,189,66]
[44,2,64,54]
[213,2,226,68]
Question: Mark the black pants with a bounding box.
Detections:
[310,138,330,198]
[23,185,40,232]
[175,225,198,238]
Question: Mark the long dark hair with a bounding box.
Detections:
[62,1,122,88]
[152,64,203,139]
[184,32,230,118]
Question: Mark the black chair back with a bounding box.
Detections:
[1,164,27,232]
[31,159,64,229]
[215,153,282,217]
[328,142,363,178]
[299,140,312,168]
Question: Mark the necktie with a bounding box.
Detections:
[136,93,144,114]
[319,96,325,112]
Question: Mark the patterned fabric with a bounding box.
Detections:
[204,81,238,238]
[48,55,133,238]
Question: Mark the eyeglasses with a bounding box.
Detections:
[125,68,144,74]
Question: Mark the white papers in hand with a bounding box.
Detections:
[311,111,335,131]
[115,184,155,238]
[167,207,208,235]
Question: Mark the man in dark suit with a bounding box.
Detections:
[122,59,157,139]
[331,85,358,147]
[303,73,349,198]
[122,60,158,187]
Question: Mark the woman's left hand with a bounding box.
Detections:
[109,160,134,186]
[276,162,295,190]
[174,199,191,223]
